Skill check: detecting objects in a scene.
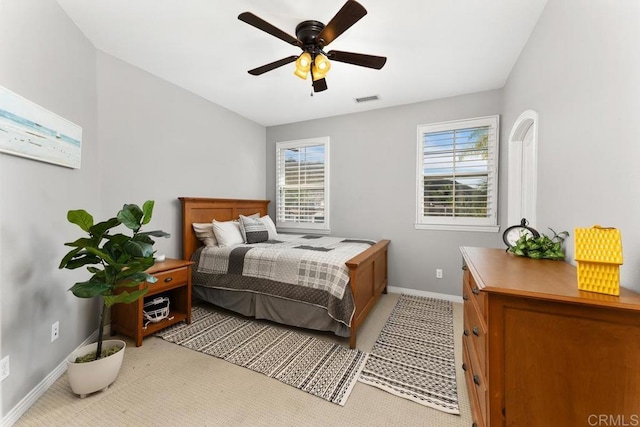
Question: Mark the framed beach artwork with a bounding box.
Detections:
[0,86,82,169]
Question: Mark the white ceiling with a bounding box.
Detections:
[56,0,548,127]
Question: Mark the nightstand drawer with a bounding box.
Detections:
[148,267,189,295]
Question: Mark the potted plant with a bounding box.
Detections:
[59,200,169,397]
[509,228,570,260]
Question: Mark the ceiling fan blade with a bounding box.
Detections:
[313,78,328,93]
[248,56,298,76]
[317,0,367,47]
[327,50,387,69]
[238,12,301,47]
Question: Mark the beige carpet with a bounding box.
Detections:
[15,293,472,426]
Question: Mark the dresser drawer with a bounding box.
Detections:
[464,268,486,317]
[463,294,487,375]
[147,266,189,295]
[463,337,487,427]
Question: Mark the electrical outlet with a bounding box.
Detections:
[0,356,9,381]
[51,321,59,342]
[436,268,443,279]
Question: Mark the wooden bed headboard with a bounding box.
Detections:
[178,197,270,260]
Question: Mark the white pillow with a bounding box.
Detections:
[192,223,217,246]
[260,215,278,240]
[212,220,244,247]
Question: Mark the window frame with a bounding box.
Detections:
[415,115,500,232]
[275,136,330,234]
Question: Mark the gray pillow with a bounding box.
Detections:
[239,215,269,244]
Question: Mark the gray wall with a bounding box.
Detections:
[96,53,266,259]
[267,90,504,295]
[0,0,100,415]
[0,1,267,418]
[501,0,640,291]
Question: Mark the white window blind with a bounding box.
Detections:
[416,116,499,231]
[276,137,329,232]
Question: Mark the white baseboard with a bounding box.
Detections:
[1,326,109,427]
[387,286,463,304]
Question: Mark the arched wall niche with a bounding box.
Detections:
[507,109,539,228]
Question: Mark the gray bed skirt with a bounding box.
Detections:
[192,285,351,338]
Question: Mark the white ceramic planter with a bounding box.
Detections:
[66,339,126,398]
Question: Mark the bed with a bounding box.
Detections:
[179,197,389,349]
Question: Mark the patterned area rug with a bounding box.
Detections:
[358,294,460,414]
[156,306,368,406]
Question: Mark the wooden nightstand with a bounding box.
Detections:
[111,258,194,346]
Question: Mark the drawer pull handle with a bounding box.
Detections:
[463,294,469,301]
[472,326,480,337]
[472,423,478,427]
[472,287,480,295]
[473,374,481,386]
[462,363,467,372]
[463,329,469,337]
[164,277,173,283]
[462,265,468,271]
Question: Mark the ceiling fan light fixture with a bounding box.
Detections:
[294,52,312,80]
[239,1,386,93]
[312,54,331,81]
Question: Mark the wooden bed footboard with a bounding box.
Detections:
[178,197,389,349]
[346,239,390,349]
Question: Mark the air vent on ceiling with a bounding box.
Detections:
[354,95,380,103]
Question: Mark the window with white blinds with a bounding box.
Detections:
[276,137,330,232]
[416,116,499,232]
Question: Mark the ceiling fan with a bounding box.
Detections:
[238,0,387,93]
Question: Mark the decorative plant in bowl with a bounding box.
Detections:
[509,228,570,260]
[59,201,169,396]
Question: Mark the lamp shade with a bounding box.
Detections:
[294,52,312,80]
[312,54,331,81]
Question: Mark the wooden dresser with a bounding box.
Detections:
[460,246,640,427]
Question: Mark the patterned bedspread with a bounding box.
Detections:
[192,234,375,326]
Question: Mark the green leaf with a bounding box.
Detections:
[63,237,96,249]
[67,209,94,232]
[124,240,154,258]
[89,217,120,239]
[142,200,154,225]
[59,247,82,269]
[63,254,102,270]
[133,234,155,245]
[69,280,111,298]
[117,204,144,232]
[114,265,150,281]
[138,230,171,239]
[84,246,116,266]
[103,288,149,307]
[529,251,542,259]
[105,233,131,246]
